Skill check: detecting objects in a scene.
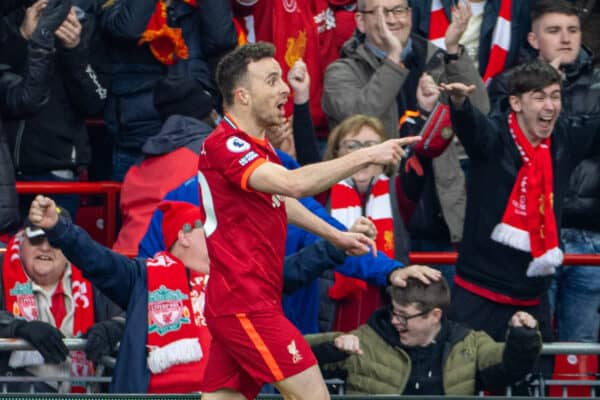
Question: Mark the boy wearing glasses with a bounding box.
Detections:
[307,277,541,395]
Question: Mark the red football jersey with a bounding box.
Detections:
[197,117,288,317]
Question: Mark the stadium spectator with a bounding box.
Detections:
[2,0,108,218]
[307,277,542,396]
[410,0,531,84]
[322,0,490,285]
[488,0,600,343]
[98,0,237,181]
[113,77,217,255]
[0,208,123,393]
[28,195,378,393]
[197,42,418,400]
[443,60,600,343]
[0,0,68,242]
[320,113,449,332]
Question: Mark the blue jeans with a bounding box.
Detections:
[548,228,600,342]
[111,147,143,182]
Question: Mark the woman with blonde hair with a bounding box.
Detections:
[322,114,429,332]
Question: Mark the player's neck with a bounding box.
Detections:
[224,107,266,140]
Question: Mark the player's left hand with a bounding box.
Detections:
[349,216,377,240]
[333,231,376,256]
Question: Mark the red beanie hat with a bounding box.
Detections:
[158,201,205,250]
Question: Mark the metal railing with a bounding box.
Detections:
[0,340,596,395]
[0,339,112,394]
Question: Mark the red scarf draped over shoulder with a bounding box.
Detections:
[490,112,563,277]
[146,252,210,393]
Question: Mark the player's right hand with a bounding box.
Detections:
[365,136,421,166]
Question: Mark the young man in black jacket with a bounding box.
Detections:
[442,60,600,343]
[488,0,600,343]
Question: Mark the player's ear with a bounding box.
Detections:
[235,87,250,105]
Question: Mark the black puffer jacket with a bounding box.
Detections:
[488,47,600,231]
[1,1,107,174]
[0,44,54,232]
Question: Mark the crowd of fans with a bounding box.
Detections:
[0,0,599,396]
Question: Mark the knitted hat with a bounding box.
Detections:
[158,201,205,250]
[153,77,214,122]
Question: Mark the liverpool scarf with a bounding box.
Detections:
[146,252,210,393]
[139,0,197,65]
[490,112,563,277]
[428,0,512,84]
[2,233,96,392]
[328,176,394,331]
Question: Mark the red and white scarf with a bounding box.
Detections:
[2,233,95,392]
[146,252,211,393]
[428,0,512,84]
[139,0,197,65]
[328,176,394,331]
[490,113,563,277]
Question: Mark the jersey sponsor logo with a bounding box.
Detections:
[226,136,251,153]
[239,151,259,166]
[148,285,191,336]
[287,340,303,364]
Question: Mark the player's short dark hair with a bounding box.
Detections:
[216,42,276,106]
[507,60,562,96]
[387,277,451,312]
[531,0,579,24]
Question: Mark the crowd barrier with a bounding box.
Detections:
[0,339,597,396]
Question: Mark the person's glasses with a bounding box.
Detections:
[338,139,381,153]
[389,306,431,326]
[182,220,204,233]
[27,235,47,246]
[359,5,410,18]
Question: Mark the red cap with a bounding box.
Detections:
[157,201,205,250]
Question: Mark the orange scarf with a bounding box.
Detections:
[139,0,197,65]
[491,112,563,276]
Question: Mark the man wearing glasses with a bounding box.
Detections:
[307,277,541,396]
[322,0,491,285]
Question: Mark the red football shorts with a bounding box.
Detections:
[200,309,317,399]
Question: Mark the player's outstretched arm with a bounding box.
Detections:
[248,136,420,199]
